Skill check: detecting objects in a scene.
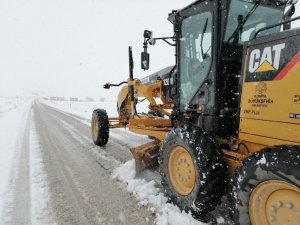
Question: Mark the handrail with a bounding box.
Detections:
[254,16,300,39]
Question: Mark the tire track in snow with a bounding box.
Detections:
[41,102,145,164]
[30,110,56,225]
[41,102,162,184]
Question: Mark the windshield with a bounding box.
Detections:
[225,0,284,45]
[179,11,212,107]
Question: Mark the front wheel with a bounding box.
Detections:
[91,109,109,146]
[159,125,225,220]
[232,146,300,225]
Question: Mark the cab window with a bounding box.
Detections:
[179,11,212,106]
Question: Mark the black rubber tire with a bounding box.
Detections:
[91,109,109,146]
[231,146,300,225]
[159,125,226,220]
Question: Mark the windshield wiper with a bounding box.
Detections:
[227,0,262,43]
[201,18,209,59]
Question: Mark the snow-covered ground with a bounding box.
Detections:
[113,160,206,225]
[0,98,56,224]
[29,113,56,225]
[41,99,208,225]
[41,99,119,118]
[0,97,27,118]
[0,97,31,215]
[0,97,213,224]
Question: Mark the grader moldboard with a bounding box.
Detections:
[92,0,300,224]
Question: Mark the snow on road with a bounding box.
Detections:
[42,99,208,225]
[113,160,206,225]
[30,113,56,225]
[0,98,213,224]
[0,98,55,224]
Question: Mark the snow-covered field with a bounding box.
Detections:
[0,97,27,118]
[0,98,31,214]
[41,99,208,225]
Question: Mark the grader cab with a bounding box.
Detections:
[92,0,300,224]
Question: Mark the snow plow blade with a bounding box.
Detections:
[130,139,160,172]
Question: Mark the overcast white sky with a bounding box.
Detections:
[0,0,191,98]
[0,0,299,98]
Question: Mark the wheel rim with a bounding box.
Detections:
[249,180,300,225]
[168,146,196,196]
[92,115,99,139]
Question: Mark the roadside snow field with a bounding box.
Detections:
[0,98,32,216]
[0,97,28,118]
[0,98,56,224]
[42,99,208,225]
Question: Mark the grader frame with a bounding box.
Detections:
[104,64,173,170]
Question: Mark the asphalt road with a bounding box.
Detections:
[4,101,157,225]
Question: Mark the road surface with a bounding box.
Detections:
[1,100,231,225]
[2,101,157,225]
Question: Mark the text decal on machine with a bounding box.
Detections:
[248,43,285,73]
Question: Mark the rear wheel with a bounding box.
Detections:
[159,125,225,220]
[232,146,300,225]
[91,109,109,146]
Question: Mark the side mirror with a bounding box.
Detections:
[141,52,150,70]
[149,38,156,45]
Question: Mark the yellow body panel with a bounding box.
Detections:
[129,116,172,140]
[117,85,129,110]
[240,119,300,144]
[239,49,300,148]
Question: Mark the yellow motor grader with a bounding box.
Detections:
[92,0,300,224]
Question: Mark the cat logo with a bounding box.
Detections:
[249,43,285,73]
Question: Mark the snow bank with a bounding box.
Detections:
[112,160,207,225]
[0,98,32,219]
